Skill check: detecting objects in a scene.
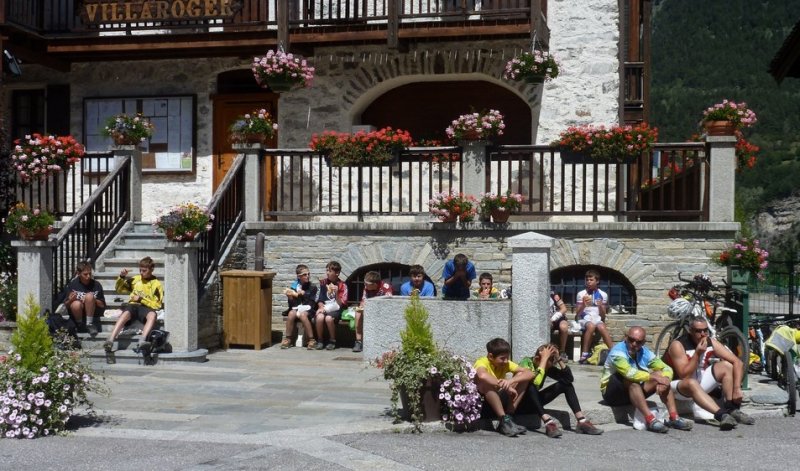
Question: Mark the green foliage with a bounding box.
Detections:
[10,296,53,372]
[0,241,16,322]
[399,294,436,358]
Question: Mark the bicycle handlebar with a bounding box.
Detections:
[676,272,728,294]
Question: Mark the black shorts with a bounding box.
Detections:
[122,303,156,325]
[601,373,653,406]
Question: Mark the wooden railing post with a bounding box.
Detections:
[112,146,142,222]
[705,135,737,222]
[387,0,398,49]
[277,0,289,50]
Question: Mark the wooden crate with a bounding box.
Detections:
[220,270,276,349]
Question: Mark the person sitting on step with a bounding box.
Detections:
[280,264,319,349]
[58,260,106,337]
[313,261,348,351]
[353,271,393,353]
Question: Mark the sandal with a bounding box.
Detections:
[280,337,291,349]
[306,339,318,350]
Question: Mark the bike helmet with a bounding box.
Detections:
[692,274,713,293]
[667,298,694,320]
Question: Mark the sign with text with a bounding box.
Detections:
[81,0,243,24]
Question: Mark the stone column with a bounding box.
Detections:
[164,241,201,352]
[12,239,56,317]
[232,144,263,222]
[508,231,554,361]
[459,140,488,196]
[706,135,737,222]
[112,146,143,222]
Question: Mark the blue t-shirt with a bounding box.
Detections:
[441,260,476,299]
[400,280,435,297]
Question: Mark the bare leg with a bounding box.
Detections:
[315,313,325,340]
[355,311,363,341]
[325,315,336,343]
[714,361,736,404]
[141,311,157,339]
[68,300,85,323]
[298,312,315,341]
[597,323,614,348]
[557,320,569,354]
[284,310,298,338]
[676,378,720,413]
[582,323,597,353]
[628,379,656,419]
[108,311,132,342]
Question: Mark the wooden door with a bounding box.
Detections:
[211,93,278,191]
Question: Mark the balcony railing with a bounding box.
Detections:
[263,142,709,221]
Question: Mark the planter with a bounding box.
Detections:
[18,227,51,241]
[559,148,638,165]
[727,266,751,286]
[524,74,546,84]
[164,229,198,241]
[398,379,442,423]
[490,209,511,223]
[324,149,400,167]
[703,120,736,136]
[232,133,271,146]
[264,76,300,93]
[113,136,143,146]
[436,214,458,223]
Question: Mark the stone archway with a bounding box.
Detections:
[337,240,445,285]
[550,239,654,287]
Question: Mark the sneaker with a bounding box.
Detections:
[87,324,99,338]
[496,417,518,437]
[730,409,755,425]
[665,417,693,431]
[544,421,562,438]
[575,420,603,435]
[559,352,570,363]
[511,420,527,435]
[352,340,363,353]
[718,413,738,431]
[646,419,668,433]
[306,339,318,350]
[579,352,590,365]
[314,340,325,350]
[280,337,291,349]
[103,340,113,353]
[325,341,336,350]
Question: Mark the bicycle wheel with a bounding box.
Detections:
[779,353,797,416]
[655,321,681,357]
[717,326,749,370]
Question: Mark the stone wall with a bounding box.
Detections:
[202,221,740,346]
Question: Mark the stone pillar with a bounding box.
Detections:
[164,241,201,352]
[508,231,554,361]
[12,239,56,317]
[459,140,488,196]
[232,144,263,222]
[706,135,737,222]
[112,146,143,222]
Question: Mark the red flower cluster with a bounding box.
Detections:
[10,134,85,184]
[735,133,759,170]
[309,127,413,166]
[554,123,658,162]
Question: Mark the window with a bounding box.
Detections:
[550,265,636,315]
[11,90,45,140]
[346,263,437,304]
[83,95,195,173]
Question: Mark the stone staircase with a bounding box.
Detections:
[78,222,205,364]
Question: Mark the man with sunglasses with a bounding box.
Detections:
[600,326,692,433]
[664,317,755,427]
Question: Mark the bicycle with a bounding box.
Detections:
[764,325,799,416]
[654,273,749,369]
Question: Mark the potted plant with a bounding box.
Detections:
[503,50,560,84]
[701,99,757,136]
[4,202,55,240]
[716,237,769,282]
[229,109,278,145]
[376,294,482,430]
[154,202,214,241]
[309,127,413,166]
[553,123,658,164]
[445,110,505,142]
[10,134,85,184]
[478,192,524,223]
[252,49,315,92]
[102,113,155,146]
[429,191,477,223]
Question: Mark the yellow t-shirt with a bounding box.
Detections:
[473,356,519,380]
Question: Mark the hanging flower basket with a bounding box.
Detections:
[252,50,315,91]
[503,51,560,83]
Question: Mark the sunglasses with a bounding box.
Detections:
[626,336,646,346]
[298,273,310,277]
[691,328,710,334]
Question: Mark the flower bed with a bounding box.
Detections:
[503,50,559,83]
[155,202,213,241]
[445,110,505,142]
[553,123,658,163]
[10,134,85,183]
[103,113,154,145]
[252,50,315,90]
[309,127,412,166]
[229,109,278,145]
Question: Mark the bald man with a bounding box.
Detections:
[599,326,692,433]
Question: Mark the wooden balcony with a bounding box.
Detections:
[0,0,549,63]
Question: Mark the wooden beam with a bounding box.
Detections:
[277,0,289,51]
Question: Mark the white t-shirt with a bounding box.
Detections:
[576,288,608,325]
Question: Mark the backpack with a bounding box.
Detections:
[43,309,81,350]
[587,343,609,365]
[146,329,172,354]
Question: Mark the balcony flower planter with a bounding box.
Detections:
[525,74,546,84]
[490,209,511,223]
[229,109,277,146]
[323,149,400,168]
[311,127,412,167]
[18,227,51,241]
[559,148,638,165]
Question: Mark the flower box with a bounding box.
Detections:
[103,113,154,145]
[701,100,756,131]
[155,203,213,241]
[310,127,412,167]
[446,109,505,142]
[703,120,736,136]
[229,109,277,145]
[554,123,658,164]
[5,203,55,239]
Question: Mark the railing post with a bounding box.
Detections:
[112,146,142,222]
[232,144,263,222]
[508,232,554,361]
[705,135,736,222]
[387,0,398,49]
[277,0,289,50]
[164,240,205,353]
[459,140,489,196]
[12,238,57,315]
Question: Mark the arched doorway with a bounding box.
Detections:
[360,81,531,144]
[550,265,637,315]
[346,262,437,304]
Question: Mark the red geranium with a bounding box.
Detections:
[10,133,85,184]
